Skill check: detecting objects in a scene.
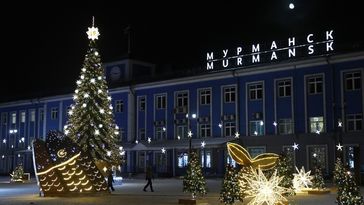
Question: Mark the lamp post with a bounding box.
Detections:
[9,129,18,172]
[186,113,197,155]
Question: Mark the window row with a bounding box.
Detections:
[1,110,44,124]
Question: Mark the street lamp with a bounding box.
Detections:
[9,129,18,172]
[186,113,197,154]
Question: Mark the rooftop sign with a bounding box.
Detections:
[206,30,334,71]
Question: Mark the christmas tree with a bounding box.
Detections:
[220,164,241,205]
[311,166,326,190]
[237,166,251,199]
[10,164,24,182]
[275,151,295,195]
[333,157,345,186]
[64,18,122,166]
[336,170,364,205]
[183,151,207,198]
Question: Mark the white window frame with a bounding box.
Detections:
[176,125,188,139]
[224,87,236,103]
[30,110,36,122]
[178,152,189,168]
[176,92,188,108]
[347,114,362,132]
[345,71,361,91]
[51,108,58,120]
[309,116,324,133]
[224,122,236,137]
[11,112,16,124]
[155,127,165,140]
[278,119,293,135]
[156,94,166,109]
[20,111,26,123]
[249,120,264,136]
[201,150,212,168]
[139,97,146,111]
[278,79,291,97]
[308,76,323,94]
[249,83,263,100]
[115,100,123,113]
[199,124,211,138]
[199,89,211,105]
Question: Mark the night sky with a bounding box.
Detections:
[1,2,362,103]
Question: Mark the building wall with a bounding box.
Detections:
[0,52,363,179]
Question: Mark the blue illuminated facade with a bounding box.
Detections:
[1,52,363,179]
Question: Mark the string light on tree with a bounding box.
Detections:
[177,136,181,140]
[289,3,295,9]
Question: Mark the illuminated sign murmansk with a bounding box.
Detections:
[206,30,334,71]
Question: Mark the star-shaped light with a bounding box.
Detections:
[313,153,317,158]
[234,132,240,139]
[27,146,31,150]
[161,147,166,154]
[2,139,6,144]
[188,130,193,138]
[201,141,206,148]
[292,143,299,150]
[336,143,343,151]
[254,131,258,136]
[147,137,151,143]
[218,123,222,128]
[260,121,264,126]
[273,121,278,127]
[135,140,139,144]
[86,26,100,40]
[162,127,166,131]
[244,168,289,205]
[315,130,321,134]
[293,166,313,192]
[177,136,181,140]
[338,121,343,127]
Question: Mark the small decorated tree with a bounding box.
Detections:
[238,166,251,200]
[275,152,295,195]
[183,152,207,198]
[336,170,364,205]
[311,166,326,190]
[10,164,24,182]
[333,157,345,186]
[220,164,241,205]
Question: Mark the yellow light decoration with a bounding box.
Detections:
[74,181,81,186]
[227,142,279,170]
[47,182,54,187]
[54,182,60,187]
[79,175,86,180]
[40,177,46,182]
[244,167,289,205]
[64,175,72,181]
[75,170,83,175]
[37,153,81,175]
[57,187,64,192]
[44,187,51,192]
[81,180,89,186]
[51,177,58,182]
[292,166,313,193]
[70,186,78,192]
[69,160,76,166]
[85,185,93,191]
[67,181,75,186]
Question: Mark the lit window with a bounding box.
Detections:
[308,76,323,94]
[347,114,362,131]
[278,80,291,97]
[248,147,266,158]
[30,110,35,122]
[227,156,236,167]
[199,89,211,105]
[201,150,211,168]
[345,72,361,91]
[176,125,187,139]
[249,84,263,100]
[178,153,188,168]
[309,116,324,133]
[224,87,236,103]
[11,113,16,124]
[21,111,26,123]
[249,120,264,136]
[308,145,327,173]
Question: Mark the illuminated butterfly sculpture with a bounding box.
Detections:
[227,142,279,170]
[32,131,108,196]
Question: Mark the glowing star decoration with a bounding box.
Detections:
[162,127,166,131]
[177,136,181,140]
[3,139,6,143]
[234,132,240,139]
[135,140,139,144]
[227,142,279,170]
[147,137,151,143]
[315,130,321,134]
[254,131,258,136]
[161,147,166,154]
[201,141,206,148]
[86,26,100,40]
[292,166,313,192]
[188,130,193,138]
[218,123,222,128]
[338,121,343,127]
[273,121,277,127]
[244,168,289,205]
[336,143,343,151]
[292,143,299,150]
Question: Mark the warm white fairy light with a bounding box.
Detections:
[98,89,102,94]
[98,76,102,80]
[80,75,85,79]
[99,109,105,114]
[109,105,113,110]
[292,166,313,192]
[114,131,119,135]
[84,93,89,98]
[82,68,86,72]
[65,130,69,135]
[107,96,112,101]
[73,95,78,100]
[75,89,79,94]
[68,110,73,115]
[90,78,95,84]
[94,130,100,135]
[94,51,99,56]
[77,80,81,85]
[82,103,87,108]
[244,168,289,205]
[234,132,240,139]
[98,124,103,128]
[115,125,119,130]
[107,151,111,156]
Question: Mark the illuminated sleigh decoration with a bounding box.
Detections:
[32,131,108,196]
[227,142,279,170]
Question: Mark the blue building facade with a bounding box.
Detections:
[1,51,363,180]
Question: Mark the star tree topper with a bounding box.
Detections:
[86,17,100,40]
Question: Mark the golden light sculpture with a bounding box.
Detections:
[227,142,279,170]
[244,167,289,205]
[292,166,313,193]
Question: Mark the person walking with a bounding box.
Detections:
[143,166,154,192]
[107,169,115,192]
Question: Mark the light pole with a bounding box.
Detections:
[186,113,197,155]
[9,129,18,172]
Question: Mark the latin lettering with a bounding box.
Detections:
[223,59,229,67]
[288,37,295,46]
[271,52,277,60]
[252,55,260,63]
[289,48,296,57]
[237,57,243,65]
[207,62,214,70]
[308,45,314,54]
[326,42,334,51]
[326,30,334,40]
[237,47,242,55]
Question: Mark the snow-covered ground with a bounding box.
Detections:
[0,177,363,205]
